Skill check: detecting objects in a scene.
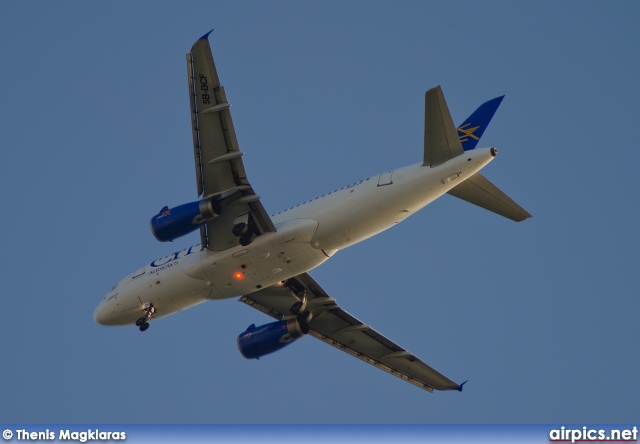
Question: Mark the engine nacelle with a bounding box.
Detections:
[237,316,310,359]
[150,198,221,242]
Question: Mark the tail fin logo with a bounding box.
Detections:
[457,95,504,151]
[457,123,481,143]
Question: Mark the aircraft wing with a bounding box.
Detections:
[240,273,463,393]
[187,32,275,251]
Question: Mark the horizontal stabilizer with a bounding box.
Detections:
[447,173,531,222]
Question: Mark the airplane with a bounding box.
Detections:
[93,31,531,393]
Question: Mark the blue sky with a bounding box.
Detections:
[1,1,638,423]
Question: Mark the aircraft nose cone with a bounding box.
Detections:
[93,302,111,325]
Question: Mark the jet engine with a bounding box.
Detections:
[150,198,221,242]
[237,313,311,359]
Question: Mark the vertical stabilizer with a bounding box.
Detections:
[423,86,464,167]
[457,96,504,151]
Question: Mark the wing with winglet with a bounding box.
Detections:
[240,273,463,393]
[187,32,275,251]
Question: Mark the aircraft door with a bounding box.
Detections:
[378,170,394,186]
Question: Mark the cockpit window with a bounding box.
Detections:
[111,283,119,291]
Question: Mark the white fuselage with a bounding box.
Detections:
[94,147,495,326]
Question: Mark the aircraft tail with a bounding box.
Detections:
[457,96,504,151]
[448,96,531,222]
[422,88,505,164]
[422,86,530,221]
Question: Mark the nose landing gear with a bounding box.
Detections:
[135,302,156,332]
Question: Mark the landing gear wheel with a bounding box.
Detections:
[296,311,312,334]
[289,301,307,314]
[239,231,256,246]
[232,222,248,237]
[297,310,312,324]
[136,302,155,332]
[289,289,308,315]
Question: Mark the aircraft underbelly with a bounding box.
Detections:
[311,167,445,250]
[106,219,327,324]
[201,218,328,300]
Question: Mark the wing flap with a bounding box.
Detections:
[240,273,461,392]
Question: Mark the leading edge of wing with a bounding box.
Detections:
[240,273,463,393]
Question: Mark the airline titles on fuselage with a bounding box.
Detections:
[149,244,201,271]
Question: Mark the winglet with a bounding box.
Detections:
[457,95,504,151]
[199,29,214,41]
[457,380,468,392]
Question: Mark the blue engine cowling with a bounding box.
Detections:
[237,317,310,359]
[150,198,221,242]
